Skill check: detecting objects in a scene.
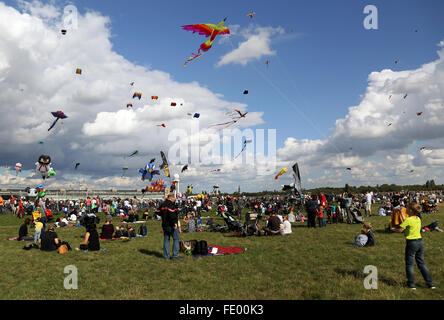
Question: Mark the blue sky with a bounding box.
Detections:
[28,0,443,147]
[1,0,444,192]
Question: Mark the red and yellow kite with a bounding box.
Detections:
[182,18,230,66]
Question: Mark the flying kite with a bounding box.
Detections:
[189,113,200,118]
[208,110,245,128]
[151,179,167,192]
[185,185,193,196]
[133,92,142,100]
[181,165,188,173]
[128,150,139,157]
[292,163,302,196]
[247,11,255,19]
[38,141,44,145]
[150,158,156,164]
[210,169,221,173]
[48,111,68,131]
[151,96,159,100]
[171,102,177,107]
[76,68,82,75]
[15,163,22,176]
[61,29,67,35]
[139,163,160,181]
[417,112,423,116]
[127,103,133,108]
[389,95,392,100]
[403,94,408,99]
[75,163,80,170]
[234,138,252,159]
[182,18,230,66]
[420,147,426,151]
[243,90,249,95]
[35,155,55,180]
[275,168,287,180]
[388,123,392,127]
[160,151,170,178]
[265,60,269,68]
[157,124,166,128]
[208,119,238,129]
[234,109,248,118]
[130,82,135,86]
[35,184,46,201]
[346,168,352,171]
[395,60,399,64]
[121,166,129,177]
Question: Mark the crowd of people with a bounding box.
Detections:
[3,188,442,289]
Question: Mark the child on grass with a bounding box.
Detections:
[392,203,435,290]
[34,218,43,243]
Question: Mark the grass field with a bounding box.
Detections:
[0,205,443,300]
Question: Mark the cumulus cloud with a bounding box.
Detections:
[0,1,266,191]
[276,44,444,189]
[216,26,285,67]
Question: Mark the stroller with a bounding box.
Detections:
[242,212,262,237]
[220,211,244,233]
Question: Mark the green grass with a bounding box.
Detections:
[0,206,443,300]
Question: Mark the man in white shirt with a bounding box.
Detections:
[365,191,372,217]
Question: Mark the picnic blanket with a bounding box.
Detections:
[207,244,246,256]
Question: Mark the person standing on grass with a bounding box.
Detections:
[160,193,182,260]
[365,191,372,217]
[392,203,435,290]
[305,195,319,228]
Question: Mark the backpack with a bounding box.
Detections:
[139,225,147,236]
[193,240,208,256]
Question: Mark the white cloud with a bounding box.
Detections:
[216,26,285,67]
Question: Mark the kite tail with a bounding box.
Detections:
[184,48,205,67]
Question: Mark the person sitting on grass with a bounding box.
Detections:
[142,210,150,221]
[114,225,125,239]
[39,226,60,251]
[350,222,375,247]
[287,210,296,223]
[280,215,292,235]
[183,212,196,233]
[100,215,115,240]
[18,218,34,241]
[79,222,100,252]
[263,212,282,236]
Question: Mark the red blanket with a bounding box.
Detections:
[207,243,245,255]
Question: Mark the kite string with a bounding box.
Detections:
[226,35,344,157]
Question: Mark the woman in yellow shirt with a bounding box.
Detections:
[392,203,435,290]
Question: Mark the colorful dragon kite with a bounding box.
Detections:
[182,18,230,66]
